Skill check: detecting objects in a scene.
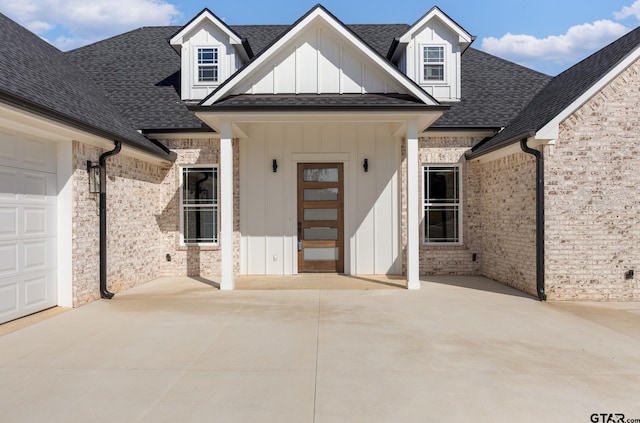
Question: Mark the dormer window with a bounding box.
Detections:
[197,47,219,83]
[423,46,444,82]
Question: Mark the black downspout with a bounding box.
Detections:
[520,138,546,301]
[99,142,122,299]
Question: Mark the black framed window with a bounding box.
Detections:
[423,165,460,243]
[181,167,218,244]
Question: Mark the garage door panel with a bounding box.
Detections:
[23,207,48,236]
[0,281,18,315]
[0,132,56,173]
[0,133,19,163]
[23,172,48,199]
[0,243,18,275]
[24,275,48,308]
[23,139,56,173]
[0,207,18,237]
[0,273,55,322]
[24,241,47,271]
[0,133,58,324]
[0,168,19,200]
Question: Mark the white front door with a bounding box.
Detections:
[0,133,58,324]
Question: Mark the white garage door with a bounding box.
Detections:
[0,132,57,324]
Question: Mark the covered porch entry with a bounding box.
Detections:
[195,110,440,290]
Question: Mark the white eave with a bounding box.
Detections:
[0,101,174,165]
[195,110,443,133]
[199,5,439,107]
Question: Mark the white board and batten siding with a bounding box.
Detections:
[403,18,462,102]
[235,23,406,95]
[0,131,58,324]
[240,123,401,276]
[179,21,242,100]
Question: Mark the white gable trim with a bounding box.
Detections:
[536,45,640,142]
[170,9,242,49]
[201,6,438,106]
[397,7,472,48]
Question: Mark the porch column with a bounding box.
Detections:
[406,120,420,289]
[220,122,234,290]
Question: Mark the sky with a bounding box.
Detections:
[1,0,640,75]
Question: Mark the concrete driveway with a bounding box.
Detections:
[1,276,639,422]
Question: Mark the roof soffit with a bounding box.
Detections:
[199,5,438,106]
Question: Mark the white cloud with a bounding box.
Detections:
[615,0,640,20]
[0,0,181,49]
[481,19,631,73]
[27,20,54,34]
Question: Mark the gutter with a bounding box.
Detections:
[99,142,122,299]
[520,138,546,301]
[465,130,534,160]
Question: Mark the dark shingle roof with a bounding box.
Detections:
[67,26,204,132]
[432,48,551,128]
[67,24,411,131]
[0,13,173,159]
[470,25,640,158]
[66,22,549,133]
[347,24,412,57]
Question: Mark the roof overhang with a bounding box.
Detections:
[536,43,640,143]
[423,126,500,137]
[465,131,533,161]
[0,100,176,165]
[193,108,447,139]
[468,42,640,163]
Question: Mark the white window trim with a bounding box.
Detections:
[419,44,447,85]
[179,164,220,246]
[193,45,221,86]
[422,163,463,246]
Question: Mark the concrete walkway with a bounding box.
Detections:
[1,276,639,422]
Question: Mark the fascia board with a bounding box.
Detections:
[467,135,547,163]
[195,109,444,132]
[202,7,438,106]
[537,44,640,143]
[170,9,242,47]
[398,7,472,45]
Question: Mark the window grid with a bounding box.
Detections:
[197,47,218,83]
[181,167,219,245]
[423,165,461,244]
[423,46,444,82]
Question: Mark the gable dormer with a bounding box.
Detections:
[389,7,473,102]
[170,9,251,101]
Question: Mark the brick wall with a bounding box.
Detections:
[472,152,538,296]
[418,136,483,275]
[545,60,640,300]
[72,137,240,306]
[158,138,240,280]
[400,136,483,276]
[72,141,169,306]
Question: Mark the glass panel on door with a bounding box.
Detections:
[304,208,338,221]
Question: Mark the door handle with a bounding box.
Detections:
[298,221,302,235]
